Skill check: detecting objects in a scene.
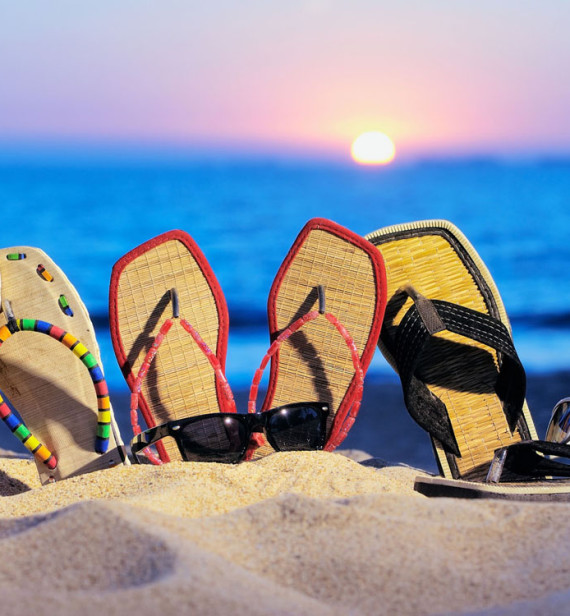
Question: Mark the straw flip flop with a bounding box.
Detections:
[366,220,570,501]
[109,230,235,464]
[248,218,386,456]
[0,248,126,485]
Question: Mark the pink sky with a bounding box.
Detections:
[2,2,570,160]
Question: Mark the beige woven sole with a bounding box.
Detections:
[366,220,537,481]
[0,248,126,484]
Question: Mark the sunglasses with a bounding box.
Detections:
[130,401,329,464]
[545,397,570,445]
[486,439,570,483]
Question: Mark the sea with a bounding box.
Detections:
[1,154,570,467]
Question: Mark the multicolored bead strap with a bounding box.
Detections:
[0,318,112,468]
[0,389,56,469]
[130,311,236,465]
[248,299,365,451]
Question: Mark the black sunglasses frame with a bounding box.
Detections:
[130,401,329,464]
[486,439,570,483]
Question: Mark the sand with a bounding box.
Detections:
[1,449,570,616]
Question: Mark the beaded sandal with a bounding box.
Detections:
[0,248,126,484]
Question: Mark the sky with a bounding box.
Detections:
[1,1,570,161]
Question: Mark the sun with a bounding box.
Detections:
[351,131,396,165]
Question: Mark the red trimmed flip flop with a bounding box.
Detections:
[109,230,235,464]
[248,218,387,455]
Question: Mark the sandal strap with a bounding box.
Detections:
[388,287,526,456]
[249,285,365,451]
[0,316,112,469]
[130,289,236,465]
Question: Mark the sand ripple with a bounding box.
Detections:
[1,451,569,615]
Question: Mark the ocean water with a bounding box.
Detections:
[1,156,570,399]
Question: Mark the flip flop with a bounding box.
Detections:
[366,220,570,500]
[109,230,234,464]
[0,248,126,485]
[250,218,387,455]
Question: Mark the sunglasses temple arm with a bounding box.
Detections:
[535,458,570,477]
[487,440,570,482]
[131,424,171,464]
[534,441,570,476]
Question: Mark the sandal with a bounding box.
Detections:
[109,230,234,463]
[366,220,570,500]
[0,247,126,484]
[254,218,387,455]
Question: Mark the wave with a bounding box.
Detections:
[90,307,269,332]
[91,308,570,333]
[510,312,570,329]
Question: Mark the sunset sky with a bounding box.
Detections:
[2,1,570,161]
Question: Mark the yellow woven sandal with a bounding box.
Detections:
[0,248,126,484]
[366,220,570,501]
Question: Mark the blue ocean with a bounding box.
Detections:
[1,156,569,467]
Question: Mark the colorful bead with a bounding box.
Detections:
[71,341,88,360]
[17,318,37,332]
[6,253,26,260]
[34,320,52,335]
[97,410,111,423]
[58,295,74,317]
[94,380,109,397]
[0,325,13,344]
[61,332,78,349]
[36,264,54,281]
[49,325,66,340]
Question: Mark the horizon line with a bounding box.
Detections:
[1,137,570,167]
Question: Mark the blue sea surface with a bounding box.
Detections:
[1,156,570,398]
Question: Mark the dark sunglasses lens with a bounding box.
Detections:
[177,416,248,463]
[546,398,570,444]
[268,405,325,451]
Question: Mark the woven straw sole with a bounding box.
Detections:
[109,230,230,463]
[415,475,570,501]
[366,220,537,481]
[259,218,386,456]
[0,247,125,484]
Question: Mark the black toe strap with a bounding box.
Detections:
[386,287,526,456]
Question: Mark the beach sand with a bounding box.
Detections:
[1,376,570,615]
